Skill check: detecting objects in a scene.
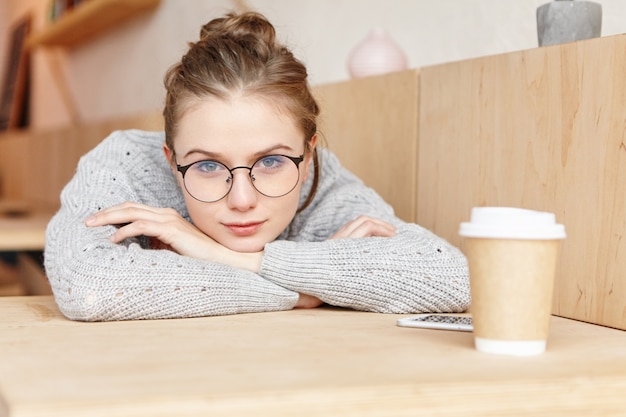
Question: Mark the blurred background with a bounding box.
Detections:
[1,0,625,132]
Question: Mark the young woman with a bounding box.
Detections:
[44,12,470,321]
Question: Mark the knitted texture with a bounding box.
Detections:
[45,129,470,321]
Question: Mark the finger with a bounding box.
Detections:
[353,216,395,235]
[85,203,165,227]
[343,221,396,238]
[331,216,396,239]
[355,216,395,234]
[331,218,365,239]
[91,201,151,216]
[108,208,186,243]
[109,219,163,243]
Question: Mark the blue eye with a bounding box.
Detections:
[193,160,226,174]
[255,155,286,170]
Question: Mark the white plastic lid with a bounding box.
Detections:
[459,207,566,240]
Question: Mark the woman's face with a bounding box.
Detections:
[164,95,315,253]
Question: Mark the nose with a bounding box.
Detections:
[226,169,258,211]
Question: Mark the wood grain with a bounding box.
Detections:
[314,70,419,222]
[0,111,163,210]
[417,34,626,330]
[1,296,626,417]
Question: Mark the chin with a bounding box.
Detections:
[220,238,267,253]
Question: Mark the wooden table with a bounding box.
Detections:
[0,201,54,295]
[0,201,51,251]
[1,296,625,416]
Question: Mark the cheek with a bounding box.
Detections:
[282,190,301,215]
[184,196,218,234]
[258,189,301,236]
[277,185,303,224]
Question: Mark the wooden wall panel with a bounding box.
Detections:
[0,131,29,201]
[0,111,163,210]
[417,34,626,330]
[314,70,420,222]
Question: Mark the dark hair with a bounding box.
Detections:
[163,11,320,212]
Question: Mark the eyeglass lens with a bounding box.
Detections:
[182,155,301,202]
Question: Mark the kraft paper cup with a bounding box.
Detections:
[459,207,566,356]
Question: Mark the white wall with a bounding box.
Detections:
[2,0,626,130]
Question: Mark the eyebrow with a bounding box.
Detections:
[182,144,298,160]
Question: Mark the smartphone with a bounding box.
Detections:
[396,314,473,332]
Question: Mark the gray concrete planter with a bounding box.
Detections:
[537,0,602,46]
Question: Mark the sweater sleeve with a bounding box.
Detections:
[259,150,470,313]
[44,130,298,321]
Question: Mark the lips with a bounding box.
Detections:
[224,221,264,236]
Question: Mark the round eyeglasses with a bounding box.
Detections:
[176,154,304,203]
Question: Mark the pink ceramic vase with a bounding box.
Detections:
[347,28,408,78]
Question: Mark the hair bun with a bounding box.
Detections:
[199,12,276,46]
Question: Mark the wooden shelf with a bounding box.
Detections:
[26,0,161,49]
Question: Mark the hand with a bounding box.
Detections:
[84,202,262,272]
[295,293,324,309]
[85,202,215,258]
[329,215,397,239]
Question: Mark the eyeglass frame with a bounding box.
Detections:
[176,154,305,203]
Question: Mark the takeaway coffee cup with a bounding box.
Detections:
[459,207,566,356]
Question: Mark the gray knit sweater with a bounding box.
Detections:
[44,129,470,321]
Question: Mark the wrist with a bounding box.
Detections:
[242,250,263,273]
[295,293,324,309]
[221,248,263,273]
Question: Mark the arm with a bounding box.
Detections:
[259,150,470,314]
[262,225,469,313]
[44,130,298,321]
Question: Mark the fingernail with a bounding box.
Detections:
[84,216,95,226]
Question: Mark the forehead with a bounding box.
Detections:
[173,95,303,158]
